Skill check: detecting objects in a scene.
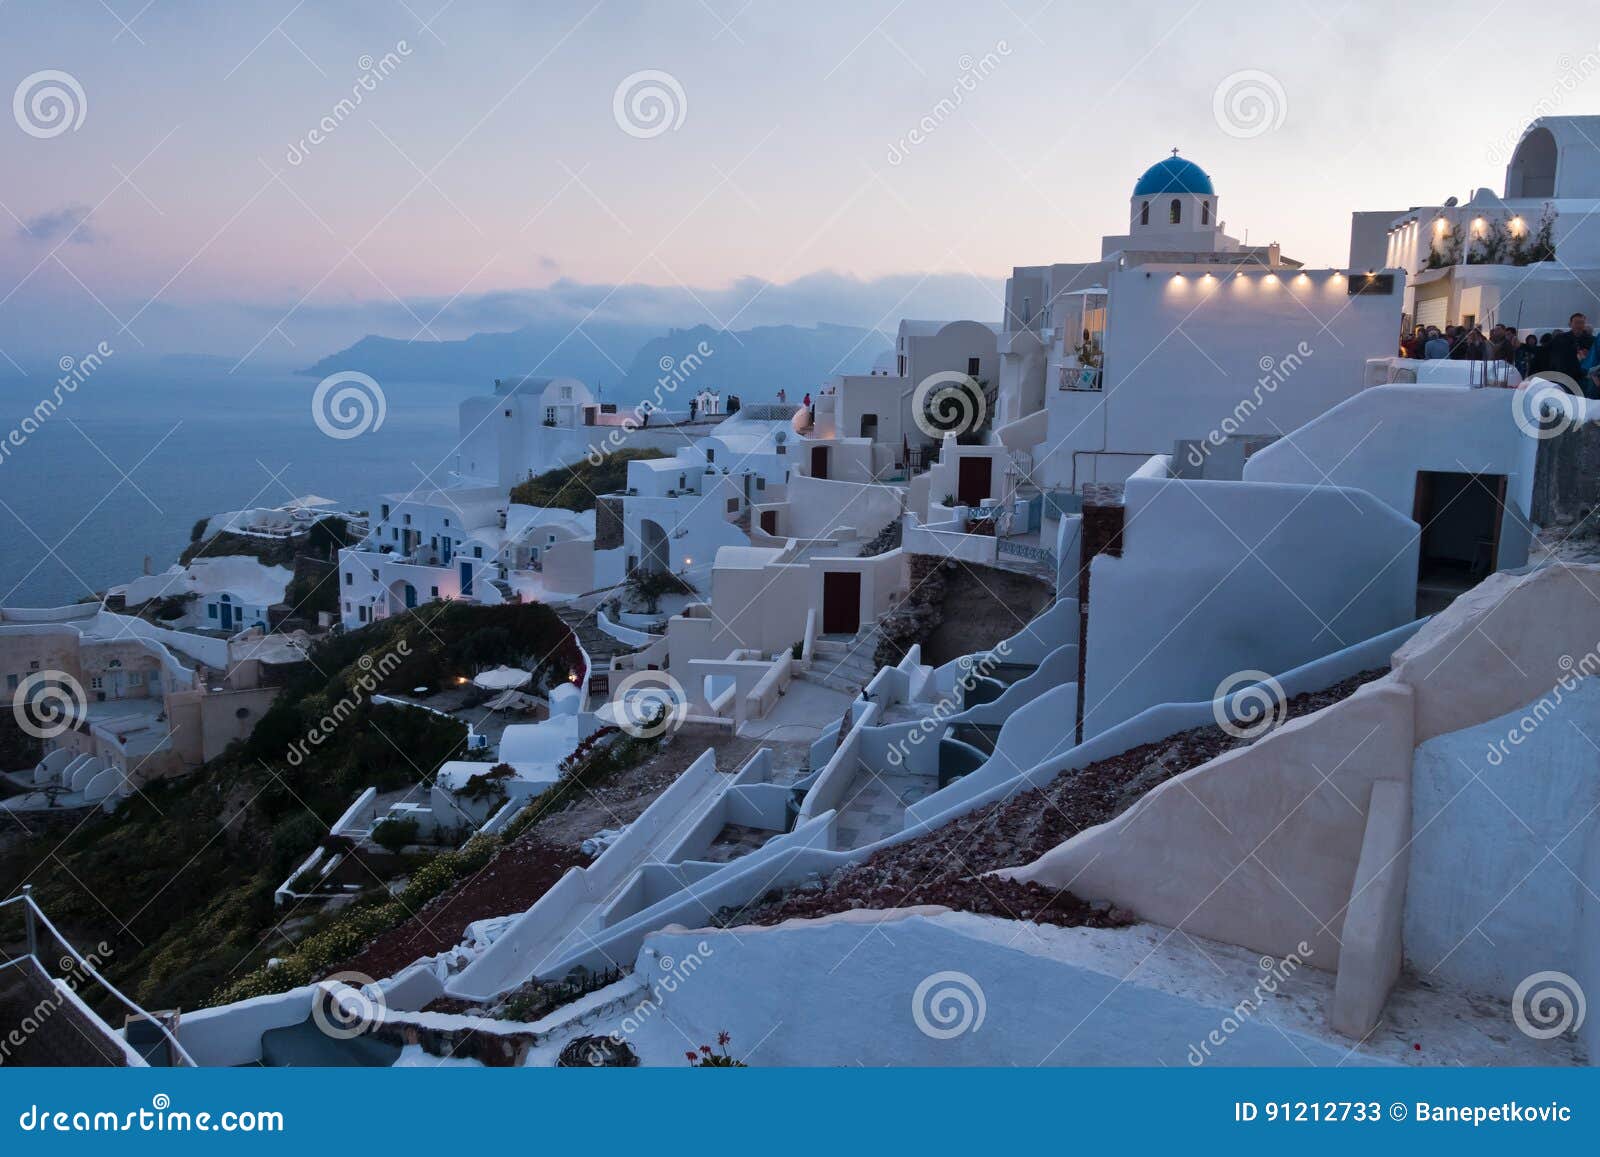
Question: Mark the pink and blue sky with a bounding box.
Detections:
[0,0,1587,369]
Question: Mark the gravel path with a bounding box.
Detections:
[718,669,1390,930]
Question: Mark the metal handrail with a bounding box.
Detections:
[0,887,196,1066]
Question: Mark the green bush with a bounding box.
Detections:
[370,816,419,853]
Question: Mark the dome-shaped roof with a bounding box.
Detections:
[1133,154,1215,197]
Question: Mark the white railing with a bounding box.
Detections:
[1,888,196,1066]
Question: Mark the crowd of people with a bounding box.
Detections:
[1400,311,1600,394]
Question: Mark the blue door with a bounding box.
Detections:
[403,583,417,608]
[460,562,473,597]
[219,597,234,630]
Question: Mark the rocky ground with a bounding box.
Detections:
[716,668,1390,931]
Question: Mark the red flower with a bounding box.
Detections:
[700,1044,713,1054]
[717,1031,730,1047]
[685,1050,698,1061]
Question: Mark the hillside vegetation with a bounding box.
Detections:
[509,448,667,511]
[0,600,580,1012]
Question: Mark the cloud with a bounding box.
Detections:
[16,204,98,245]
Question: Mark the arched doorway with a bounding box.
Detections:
[640,519,669,574]
[1507,128,1557,198]
[217,593,235,631]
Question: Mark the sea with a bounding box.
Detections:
[0,368,478,607]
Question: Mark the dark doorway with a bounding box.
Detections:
[822,571,862,635]
[957,456,992,507]
[759,510,778,536]
[810,445,829,480]
[1413,471,1506,616]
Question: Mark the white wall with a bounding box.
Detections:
[1244,384,1539,568]
[1405,678,1600,997]
[1081,469,1418,738]
[1037,267,1402,490]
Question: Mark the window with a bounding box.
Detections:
[403,514,411,525]
[561,386,572,399]
[344,572,353,586]
[381,504,390,520]
[129,671,143,686]
[1169,199,1182,225]
[430,586,439,597]
[443,518,450,527]
[91,676,103,690]
[29,660,39,670]
[1140,200,1149,225]
[756,477,766,491]
[1202,200,1211,225]
[473,546,483,558]
[358,606,369,623]
[392,528,399,541]
[5,674,17,691]
[896,355,906,376]
[545,407,557,424]
[966,357,981,376]
[208,605,218,619]
[727,498,739,513]
[706,448,715,463]
[504,408,512,417]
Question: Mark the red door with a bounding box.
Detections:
[958,456,991,506]
[822,571,862,634]
[810,445,829,480]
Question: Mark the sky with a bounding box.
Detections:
[0,0,1592,370]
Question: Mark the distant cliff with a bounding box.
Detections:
[300,321,890,400]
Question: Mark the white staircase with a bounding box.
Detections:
[800,628,882,693]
